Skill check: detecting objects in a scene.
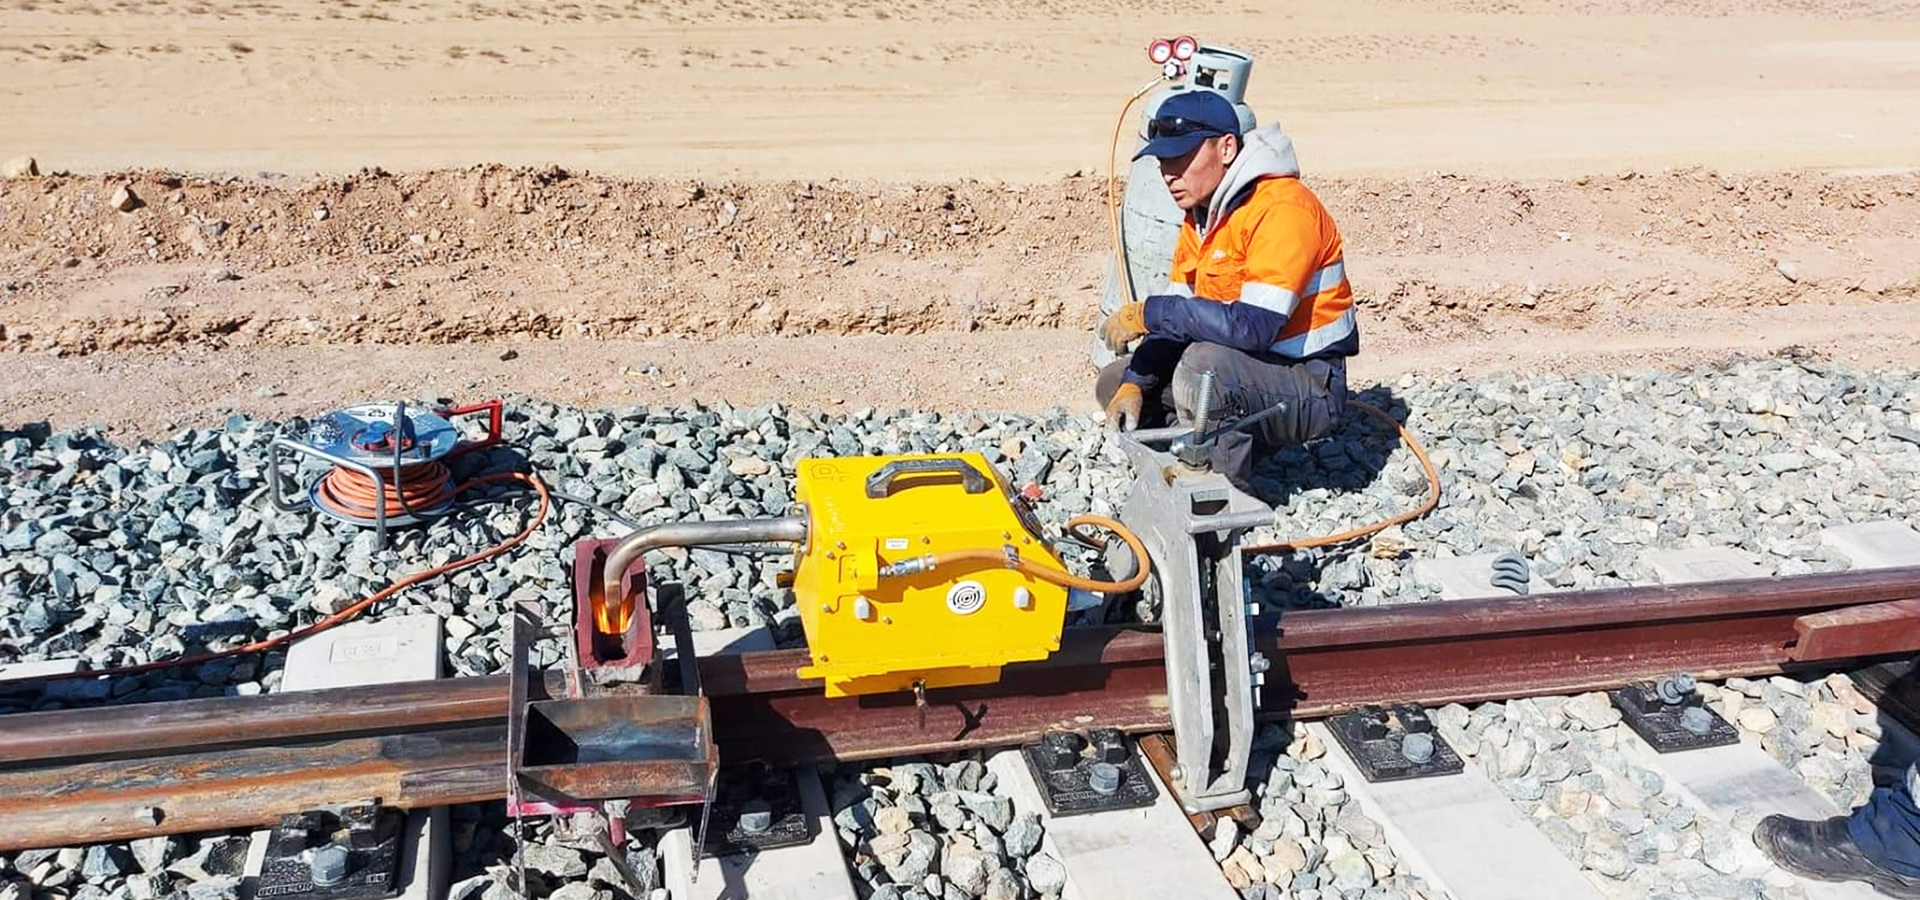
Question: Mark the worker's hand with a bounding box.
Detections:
[1099,303,1149,354]
[1105,382,1144,432]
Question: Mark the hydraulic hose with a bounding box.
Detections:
[879,514,1152,594]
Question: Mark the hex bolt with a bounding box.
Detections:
[1401,732,1436,765]
[739,801,774,834]
[1041,731,1085,770]
[1680,705,1715,736]
[1657,672,1697,706]
[1249,652,1271,675]
[1091,729,1129,764]
[308,844,351,887]
[1088,762,1122,795]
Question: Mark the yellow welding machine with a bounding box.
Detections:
[789,453,1071,698]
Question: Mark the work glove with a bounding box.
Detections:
[1099,302,1149,354]
[1105,382,1144,432]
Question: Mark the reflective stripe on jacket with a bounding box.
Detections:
[1167,125,1358,360]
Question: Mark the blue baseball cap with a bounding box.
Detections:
[1133,90,1241,161]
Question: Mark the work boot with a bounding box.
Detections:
[1754,814,1920,899]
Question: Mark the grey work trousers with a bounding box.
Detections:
[1851,763,1920,876]
[1094,339,1349,489]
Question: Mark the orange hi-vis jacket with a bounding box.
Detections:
[1144,124,1359,361]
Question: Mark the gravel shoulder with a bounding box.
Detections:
[6,349,1920,897]
[11,302,1920,440]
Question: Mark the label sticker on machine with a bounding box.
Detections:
[946,581,986,615]
[884,538,909,550]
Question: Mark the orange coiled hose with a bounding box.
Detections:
[314,461,459,522]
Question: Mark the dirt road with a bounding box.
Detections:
[5,0,1920,180]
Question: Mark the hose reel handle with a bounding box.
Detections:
[439,399,506,458]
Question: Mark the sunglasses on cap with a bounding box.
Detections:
[1146,116,1229,139]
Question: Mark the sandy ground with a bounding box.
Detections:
[4,0,1920,180]
[4,0,1920,437]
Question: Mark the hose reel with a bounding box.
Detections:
[269,399,504,547]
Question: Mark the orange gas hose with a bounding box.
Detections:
[908,514,1152,594]
[1066,401,1440,559]
[32,471,550,681]
[1109,78,1166,307]
[1242,400,1442,554]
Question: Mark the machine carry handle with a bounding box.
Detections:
[866,457,992,499]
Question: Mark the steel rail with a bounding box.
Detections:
[0,674,518,766]
[696,565,1920,762]
[6,565,1920,850]
[2,726,510,849]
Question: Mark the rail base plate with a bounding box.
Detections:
[1610,681,1740,753]
[1327,703,1465,782]
[700,762,813,856]
[1021,728,1159,817]
[257,802,404,900]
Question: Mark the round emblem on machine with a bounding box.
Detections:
[946,580,987,615]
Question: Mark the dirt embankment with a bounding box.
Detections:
[1,165,1916,357]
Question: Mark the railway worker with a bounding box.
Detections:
[1094,89,1357,494]
[1757,765,1920,898]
